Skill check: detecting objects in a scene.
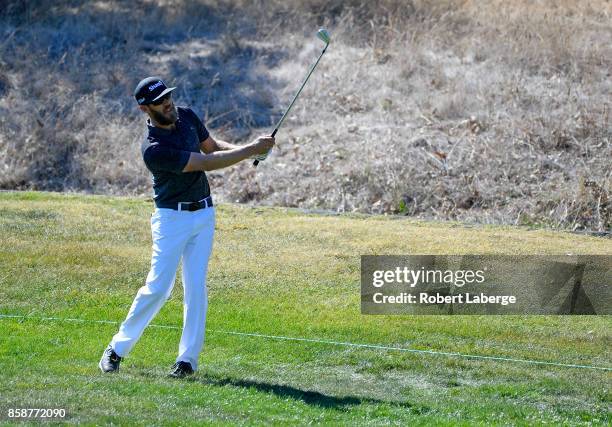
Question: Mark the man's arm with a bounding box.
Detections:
[200,135,241,153]
[184,136,274,172]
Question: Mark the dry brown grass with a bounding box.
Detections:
[0,0,610,231]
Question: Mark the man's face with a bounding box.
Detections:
[143,93,177,125]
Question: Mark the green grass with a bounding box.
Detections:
[0,191,610,425]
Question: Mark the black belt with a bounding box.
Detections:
[160,196,214,212]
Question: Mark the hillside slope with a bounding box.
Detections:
[0,1,610,231]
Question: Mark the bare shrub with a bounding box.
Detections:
[0,0,610,232]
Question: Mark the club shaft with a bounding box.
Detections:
[253,44,328,167]
[273,45,328,132]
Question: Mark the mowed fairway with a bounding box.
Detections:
[0,191,610,425]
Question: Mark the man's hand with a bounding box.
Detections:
[250,135,275,155]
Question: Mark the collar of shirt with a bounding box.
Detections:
[146,117,183,137]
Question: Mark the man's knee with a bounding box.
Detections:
[142,273,175,298]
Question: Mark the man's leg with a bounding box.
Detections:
[176,207,215,370]
[109,209,191,357]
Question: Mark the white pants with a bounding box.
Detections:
[110,206,215,370]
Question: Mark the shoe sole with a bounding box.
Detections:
[99,359,119,373]
[168,372,194,379]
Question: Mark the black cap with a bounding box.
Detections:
[134,76,176,105]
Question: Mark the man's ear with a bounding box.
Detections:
[139,105,149,113]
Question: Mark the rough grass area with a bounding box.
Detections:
[0,1,610,232]
[0,191,610,424]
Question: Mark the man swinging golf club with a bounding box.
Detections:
[99,76,274,378]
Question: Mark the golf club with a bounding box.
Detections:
[254,28,330,166]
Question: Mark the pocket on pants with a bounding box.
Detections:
[151,209,177,239]
[194,206,216,234]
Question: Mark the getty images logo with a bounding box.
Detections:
[148,81,163,91]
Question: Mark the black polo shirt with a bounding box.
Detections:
[141,107,211,208]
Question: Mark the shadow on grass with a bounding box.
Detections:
[196,375,421,411]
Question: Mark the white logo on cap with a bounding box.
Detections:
[138,97,145,103]
[148,81,163,91]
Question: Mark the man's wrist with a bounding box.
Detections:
[243,143,258,157]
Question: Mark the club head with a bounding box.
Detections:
[317,28,330,45]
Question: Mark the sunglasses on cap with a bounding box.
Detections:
[151,93,172,106]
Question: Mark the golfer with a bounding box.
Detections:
[99,76,274,378]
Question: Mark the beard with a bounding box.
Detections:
[149,105,178,126]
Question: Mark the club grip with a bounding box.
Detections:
[253,129,278,167]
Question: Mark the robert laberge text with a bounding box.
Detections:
[372,292,517,306]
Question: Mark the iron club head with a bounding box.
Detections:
[317,28,330,45]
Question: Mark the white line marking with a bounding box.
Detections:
[1,314,610,372]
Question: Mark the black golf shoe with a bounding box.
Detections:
[169,361,194,378]
[99,345,122,373]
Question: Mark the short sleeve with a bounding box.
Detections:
[186,108,209,142]
[143,144,191,174]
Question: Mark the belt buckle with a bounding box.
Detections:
[178,202,192,212]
